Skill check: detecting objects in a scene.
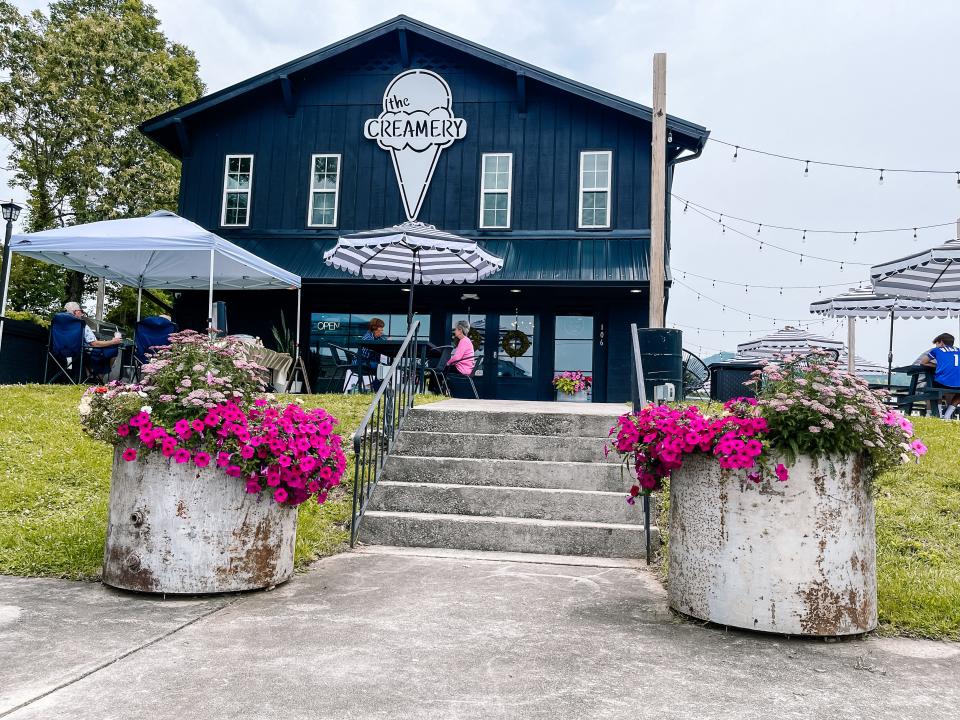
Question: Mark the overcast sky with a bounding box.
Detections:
[7,0,960,365]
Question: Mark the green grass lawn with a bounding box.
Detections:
[0,385,440,580]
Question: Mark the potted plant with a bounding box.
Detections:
[607,350,926,636]
[271,310,301,393]
[553,370,592,402]
[80,330,346,594]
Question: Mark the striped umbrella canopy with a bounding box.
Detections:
[871,237,960,300]
[323,221,503,321]
[812,287,960,386]
[810,287,960,318]
[735,326,843,357]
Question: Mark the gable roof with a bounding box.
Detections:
[140,15,709,155]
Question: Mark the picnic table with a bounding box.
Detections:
[890,364,951,416]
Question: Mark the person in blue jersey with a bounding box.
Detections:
[921,332,960,419]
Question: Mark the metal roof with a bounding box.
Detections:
[232,237,651,286]
[140,15,709,156]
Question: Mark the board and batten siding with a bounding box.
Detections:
[176,36,653,237]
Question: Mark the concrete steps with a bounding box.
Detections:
[359,400,654,559]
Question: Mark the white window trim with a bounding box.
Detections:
[478,153,513,230]
[307,153,342,228]
[220,154,254,228]
[577,150,612,229]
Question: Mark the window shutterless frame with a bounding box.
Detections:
[478,153,512,229]
[307,153,342,228]
[577,150,612,229]
[220,154,254,227]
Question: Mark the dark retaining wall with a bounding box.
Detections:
[0,319,48,384]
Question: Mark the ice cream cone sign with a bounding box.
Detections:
[364,69,467,221]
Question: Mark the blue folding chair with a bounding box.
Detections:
[134,316,178,372]
[45,313,86,384]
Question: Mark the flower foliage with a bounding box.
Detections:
[79,331,345,506]
[552,370,592,395]
[607,350,926,502]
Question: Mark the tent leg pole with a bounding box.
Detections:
[0,247,13,355]
[208,248,215,333]
[136,286,142,322]
[887,311,895,390]
[295,287,301,364]
[847,317,856,373]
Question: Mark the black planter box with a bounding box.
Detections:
[0,319,48,384]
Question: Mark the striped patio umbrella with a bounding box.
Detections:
[811,287,960,385]
[871,237,960,300]
[323,221,503,322]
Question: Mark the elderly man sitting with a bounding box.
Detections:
[64,302,123,350]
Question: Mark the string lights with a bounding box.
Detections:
[679,202,872,267]
[672,194,956,239]
[673,278,844,324]
[710,138,960,186]
[673,267,859,291]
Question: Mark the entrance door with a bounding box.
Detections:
[554,315,596,402]
[447,312,537,399]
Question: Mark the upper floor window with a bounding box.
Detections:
[479,153,512,229]
[308,154,341,227]
[221,155,253,227]
[578,150,611,229]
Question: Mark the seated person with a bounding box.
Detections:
[64,302,123,352]
[920,332,960,419]
[445,319,475,377]
[64,301,123,379]
[351,317,385,391]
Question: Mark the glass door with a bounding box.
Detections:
[554,315,594,401]
[494,312,536,399]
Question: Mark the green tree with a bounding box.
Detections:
[0,0,203,312]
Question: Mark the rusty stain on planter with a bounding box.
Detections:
[102,449,297,594]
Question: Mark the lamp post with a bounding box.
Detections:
[0,199,24,354]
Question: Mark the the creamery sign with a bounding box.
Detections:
[364,69,467,221]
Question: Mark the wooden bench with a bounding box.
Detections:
[890,364,952,416]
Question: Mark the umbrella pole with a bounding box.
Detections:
[887,310,895,389]
[407,249,416,325]
[208,248,215,333]
[847,317,856,373]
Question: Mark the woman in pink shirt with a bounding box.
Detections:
[446,319,475,376]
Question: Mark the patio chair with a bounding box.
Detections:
[423,345,453,395]
[135,316,178,369]
[445,352,483,399]
[322,343,365,393]
[44,313,86,384]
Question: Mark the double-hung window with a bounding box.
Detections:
[221,155,253,227]
[308,154,341,227]
[578,150,612,229]
[479,153,512,229]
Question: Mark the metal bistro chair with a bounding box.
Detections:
[323,343,372,394]
[423,344,453,395]
[444,352,483,399]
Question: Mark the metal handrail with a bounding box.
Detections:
[349,321,420,546]
[630,322,652,565]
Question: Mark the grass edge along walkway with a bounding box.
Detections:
[0,385,440,581]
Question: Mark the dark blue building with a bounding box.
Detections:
[140,16,709,401]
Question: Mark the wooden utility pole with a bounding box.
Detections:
[648,53,667,328]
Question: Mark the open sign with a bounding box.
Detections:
[315,321,341,332]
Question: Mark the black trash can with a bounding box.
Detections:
[636,328,683,402]
[708,361,763,403]
[0,319,48,384]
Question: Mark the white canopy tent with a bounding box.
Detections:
[0,211,302,357]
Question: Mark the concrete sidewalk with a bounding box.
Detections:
[2,548,958,719]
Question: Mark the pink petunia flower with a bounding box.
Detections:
[193,452,211,468]
[122,448,137,462]
[775,464,789,482]
[273,487,288,503]
[174,448,191,464]
[116,424,130,437]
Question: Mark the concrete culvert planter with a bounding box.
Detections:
[103,448,298,595]
[668,453,877,636]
